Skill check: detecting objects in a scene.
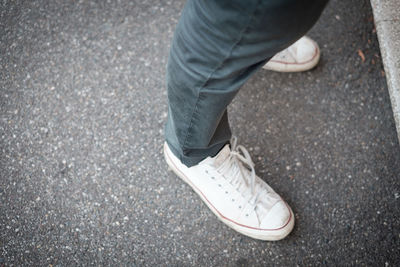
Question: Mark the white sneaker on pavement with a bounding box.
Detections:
[263,36,320,72]
[164,137,294,241]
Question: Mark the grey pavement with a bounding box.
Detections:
[1,0,399,266]
[370,0,400,143]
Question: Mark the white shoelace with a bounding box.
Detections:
[214,137,284,222]
[216,137,262,204]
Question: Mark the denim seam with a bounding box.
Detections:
[180,0,261,158]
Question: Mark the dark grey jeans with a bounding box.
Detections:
[165,0,328,167]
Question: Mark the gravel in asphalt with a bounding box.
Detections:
[1,0,399,266]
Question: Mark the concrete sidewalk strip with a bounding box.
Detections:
[370,0,400,143]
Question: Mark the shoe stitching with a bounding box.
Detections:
[268,45,318,65]
[165,144,293,232]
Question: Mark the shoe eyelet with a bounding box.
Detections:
[246,214,249,217]
[239,206,242,209]
[218,184,222,187]
[225,191,228,194]
[205,170,209,174]
[232,199,235,202]
[211,176,215,180]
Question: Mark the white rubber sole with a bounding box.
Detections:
[164,143,295,241]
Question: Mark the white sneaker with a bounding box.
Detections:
[164,137,294,241]
[263,36,320,72]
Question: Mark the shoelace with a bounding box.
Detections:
[216,137,282,222]
[216,137,259,201]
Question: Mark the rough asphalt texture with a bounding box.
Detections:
[1,0,399,266]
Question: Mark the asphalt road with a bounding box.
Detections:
[1,0,399,266]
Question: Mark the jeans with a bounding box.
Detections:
[165,0,329,167]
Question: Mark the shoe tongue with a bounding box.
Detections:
[213,144,231,167]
